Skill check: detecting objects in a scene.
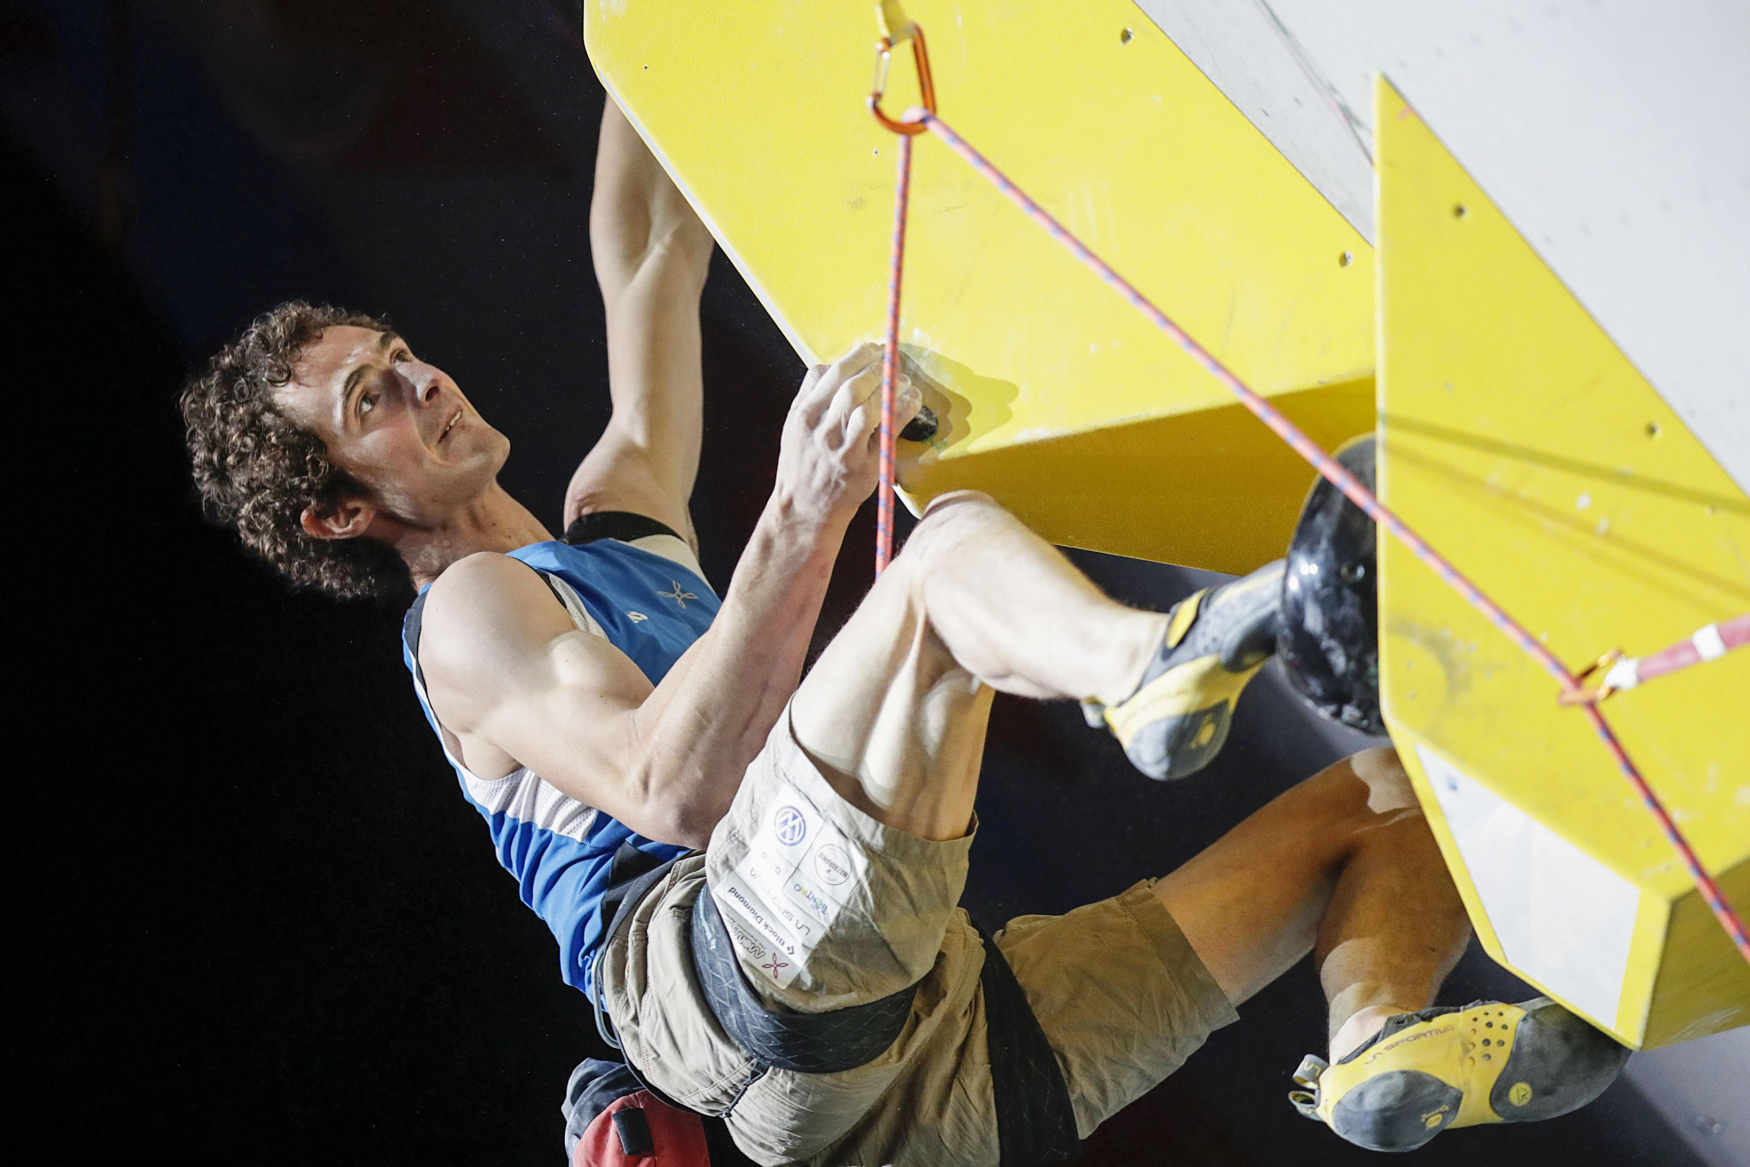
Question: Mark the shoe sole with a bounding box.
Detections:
[1104,561,1283,781]
[1313,999,1631,1152]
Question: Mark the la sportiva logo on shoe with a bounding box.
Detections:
[1365,1022,1456,1063]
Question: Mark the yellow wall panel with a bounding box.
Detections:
[1375,77,1749,1048]
[586,0,1372,569]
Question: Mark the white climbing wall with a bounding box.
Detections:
[1131,0,1750,492]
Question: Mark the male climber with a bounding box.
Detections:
[181,101,1628,1165]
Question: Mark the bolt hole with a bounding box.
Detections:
[1339,250,1354,267]
[1646,421,1661,438]
[1454,203,1468,219]
[1121,27,1133,44]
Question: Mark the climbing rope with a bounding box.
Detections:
[876,129,912,575]
[870,9,929,574]
[866,17,1750,965]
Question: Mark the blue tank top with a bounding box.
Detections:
[401,538,719,1002]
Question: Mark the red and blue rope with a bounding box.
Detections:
[876,132,913,576]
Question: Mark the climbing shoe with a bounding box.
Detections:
[1288,997,1631,1152]
[1088,560,1284,780]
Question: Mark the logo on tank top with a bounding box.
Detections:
[657,580,698,608]
[774,805,808,846]
[626,611,648,622]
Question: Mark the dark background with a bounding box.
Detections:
[7,2,1711,1164]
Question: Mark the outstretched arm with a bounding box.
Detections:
[566,99,715,545]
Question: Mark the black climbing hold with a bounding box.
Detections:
[1278,434,1383,734]
[900,402,939,443]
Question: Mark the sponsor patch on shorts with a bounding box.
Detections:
[716,780,871,987]
[712,872,806,989]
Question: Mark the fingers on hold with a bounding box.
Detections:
[808,347,899,433]
[831,341,882,379]
[795,362,830,404]
[818,373,863,436]
[835,365,893,434]
[797,364,842,426]
[896,373,922,421]
[846,403,873,444]
[845,364,883,406]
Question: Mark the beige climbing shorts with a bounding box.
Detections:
[598,705,1239,1167]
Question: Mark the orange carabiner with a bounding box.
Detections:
[869,21,935,135]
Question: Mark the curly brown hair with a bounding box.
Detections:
[180,301,411,600]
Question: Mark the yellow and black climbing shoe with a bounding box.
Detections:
[1288,997,1631,1152]
[1089,560,1284,781]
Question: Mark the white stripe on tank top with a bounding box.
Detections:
[412,533,702,843]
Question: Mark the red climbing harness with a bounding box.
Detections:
[867,20,1750,965]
